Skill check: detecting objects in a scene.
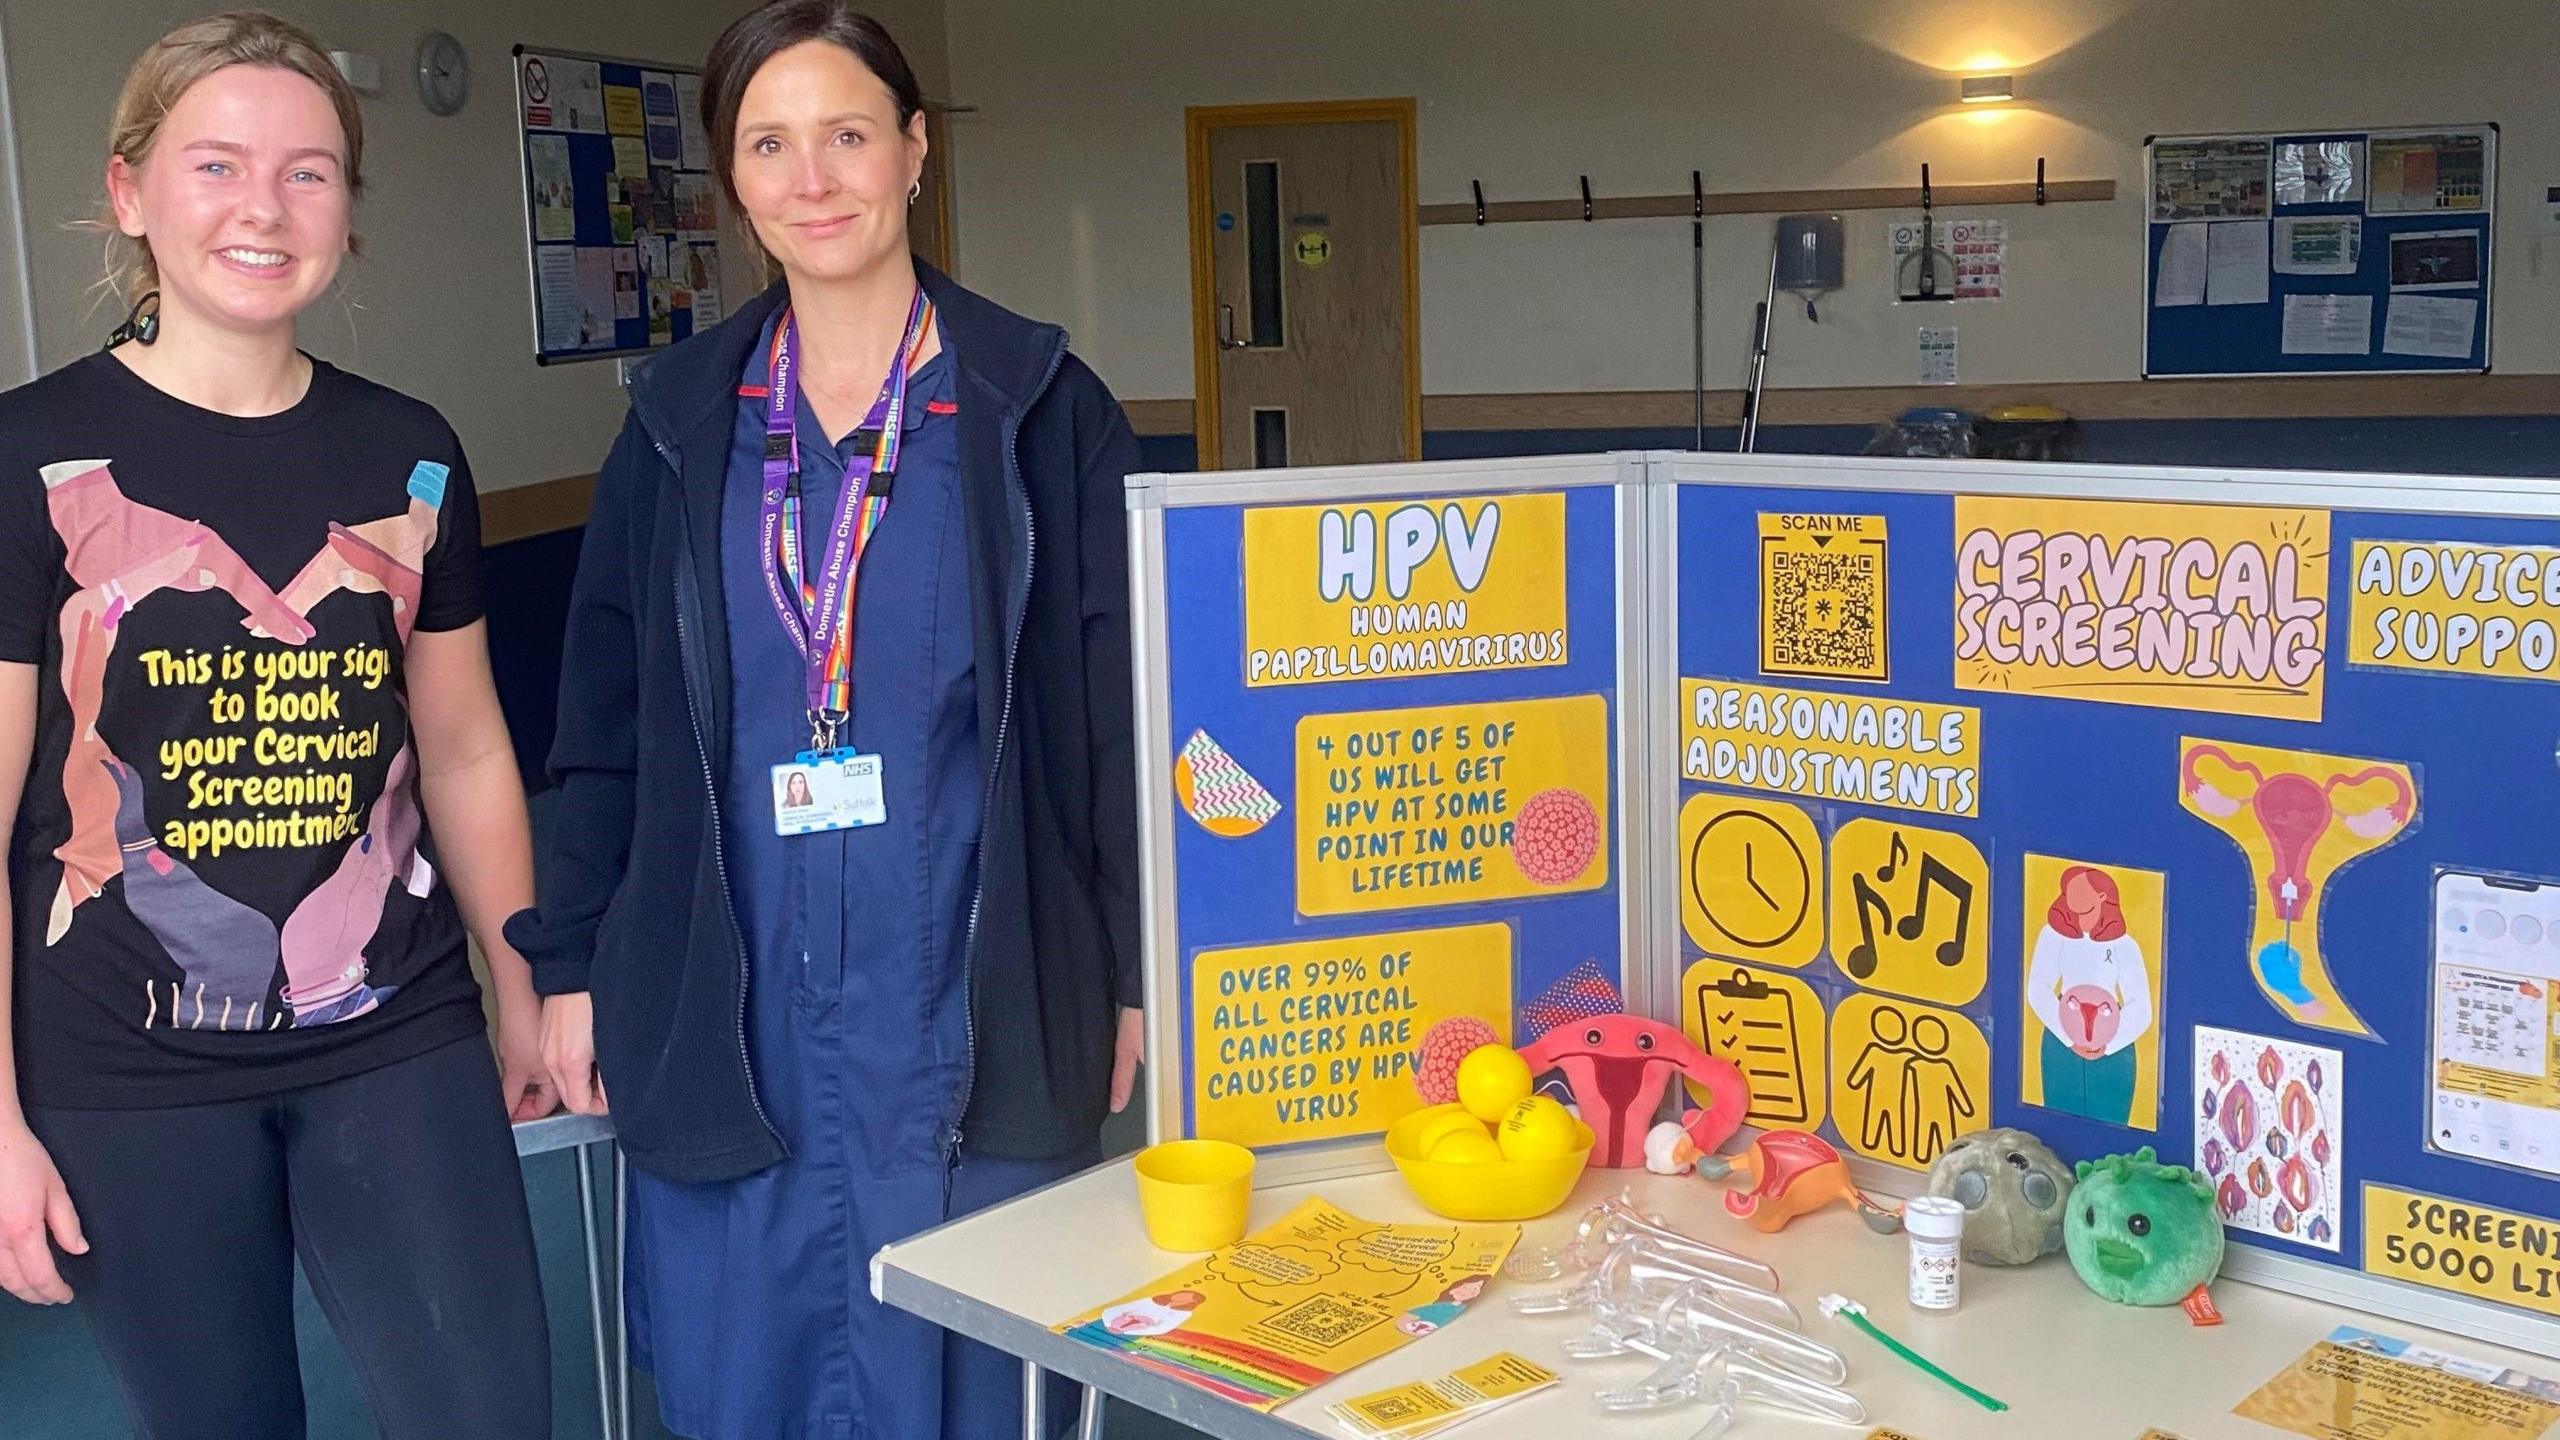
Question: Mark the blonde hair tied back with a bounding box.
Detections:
[96,10,366,306]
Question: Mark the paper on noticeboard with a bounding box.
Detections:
[2382,295,2478,359]
[2281,295,2372,355]
[2208,221,2271,305]
[2156,223,2208,306]
[2276,217,2361,276]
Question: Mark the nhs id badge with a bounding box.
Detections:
[771,751,887,835]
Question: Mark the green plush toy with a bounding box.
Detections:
[2064,1147,2224,1308]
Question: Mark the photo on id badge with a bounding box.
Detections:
[772,753,886,835]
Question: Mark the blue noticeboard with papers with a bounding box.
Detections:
[2143,126,2494,378]
[513,46,730,364]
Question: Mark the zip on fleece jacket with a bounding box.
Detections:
[623,324,1068,1175]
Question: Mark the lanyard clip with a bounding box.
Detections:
[810,709,847,754]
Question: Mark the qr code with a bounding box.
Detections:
[1362,1397,1426,1423]
[1255,1294,1387,1348]
[1765,543,1885,679]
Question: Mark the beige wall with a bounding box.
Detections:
[0,0,951,495]
[942,0,2560,403]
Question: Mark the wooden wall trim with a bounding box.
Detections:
[482,473,595,546]
[1123,373,2560,437]
[481,372,2560,544]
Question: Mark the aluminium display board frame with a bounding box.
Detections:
[1127,453,1656,1189]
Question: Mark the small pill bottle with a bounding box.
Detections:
[1904,1195,1968,1312]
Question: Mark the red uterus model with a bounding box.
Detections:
[1519,1013,1747,1168]
[2181,741,2414,1037]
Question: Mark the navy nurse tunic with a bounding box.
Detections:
[622,311,1092,1439]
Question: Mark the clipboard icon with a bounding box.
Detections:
[1696,966,1815,1126]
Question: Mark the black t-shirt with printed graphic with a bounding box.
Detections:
[1,352,487,1108]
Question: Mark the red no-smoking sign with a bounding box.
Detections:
[523,57,553,127]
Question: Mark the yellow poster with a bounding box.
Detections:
[2364,1185,2560,1321]
[1826,819,1988,1007]
[1057,1198,1520,1412]
[1682,960,1826,1131]
[1760,513,1889,682]
[1297,696,1607,915]
[604,84,646,136]
[1682,680,1982,818]
[1679,792,1823,969]
[1829,993,1988,1169]
[2234,1328,2560,1440]
[2179,738,2417,1038]
[1192,924,1513,1149]
[2020,855,2166,1133]
[1953,496,2329,720]
[2350,540,2560,682]
[1243,493,1567,687]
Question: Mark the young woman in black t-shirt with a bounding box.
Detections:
[0,14,551,1434]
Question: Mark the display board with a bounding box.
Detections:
[512,46,727,364]
[1130,457,1645,1181]
[1131,448,2560,1346]
[2144,126,2495,377]
[1662,451,2560,1353]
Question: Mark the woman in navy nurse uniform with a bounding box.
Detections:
[504,4,1148,1435]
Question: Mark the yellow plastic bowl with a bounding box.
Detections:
[1385,1103,1594,1221]
[1134,1140,1255,1251]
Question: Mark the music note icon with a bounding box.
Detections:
[1844,872,1892,980]
[1897,856,1975,967]
[1829,822,1988,997]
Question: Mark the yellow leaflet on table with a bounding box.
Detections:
[1055,1198,1520,1413]
[1326,1351,1559,1437]
[2235,1328,2560,1440]
[1243,493,1568,687]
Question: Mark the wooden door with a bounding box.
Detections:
[1189,102,1419,469]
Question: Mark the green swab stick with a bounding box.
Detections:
[1819,1294,2010,1413]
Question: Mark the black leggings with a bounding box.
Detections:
[24,1036,550,1439]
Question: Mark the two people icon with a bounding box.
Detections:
[1842,1007,1975,1164]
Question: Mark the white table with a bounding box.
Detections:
[874,1159,2560,1439]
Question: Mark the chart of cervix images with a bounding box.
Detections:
[1671,468,2560,1323]
[1164,480,1623,1155]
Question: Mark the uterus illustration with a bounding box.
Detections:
[2180,739,2416,1037]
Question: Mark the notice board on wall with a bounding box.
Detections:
[2143,125,2495,377]
[512,45,729,363]
[1128,457,1643,1178]
[1664,452,2560,1352]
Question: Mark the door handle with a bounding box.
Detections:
[1218,303,1250,350]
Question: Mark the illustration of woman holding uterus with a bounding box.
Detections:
[2026,866,2153,1125]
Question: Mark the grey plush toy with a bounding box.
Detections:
[1926,1128,2074,1266]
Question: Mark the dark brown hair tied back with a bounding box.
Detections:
[700,2,925,217]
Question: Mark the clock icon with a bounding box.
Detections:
[1681,796,1821,968]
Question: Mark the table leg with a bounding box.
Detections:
[576,1142,615,1440]
[615,1147,632,1440]
[1022,1359,1050,1440]
[1077,1382,1105,1440]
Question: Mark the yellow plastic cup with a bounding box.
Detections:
[1134,1140,1255,1251]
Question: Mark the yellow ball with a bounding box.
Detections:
[1412,1109,1491,1159]
[1455,1046,1534,1124]
[1427,1127,1504,1164]
[1497,1095,1578,1161]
